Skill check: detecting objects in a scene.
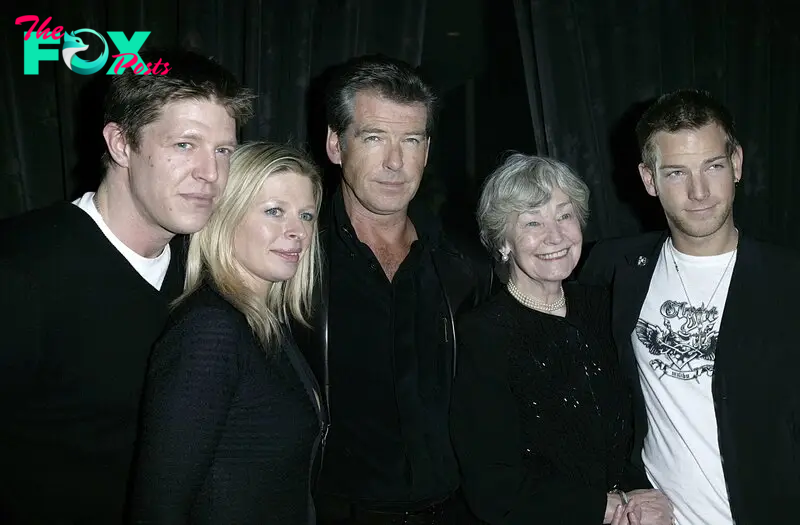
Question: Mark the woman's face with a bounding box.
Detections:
[502,187,583,288]
[233,170,317,297]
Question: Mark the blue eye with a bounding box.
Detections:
[300,212,315,222]
[265,208,282,217]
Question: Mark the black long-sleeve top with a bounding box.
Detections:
[450,282,649,525]
[128,284,322,524]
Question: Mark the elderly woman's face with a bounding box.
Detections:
[503,187,583,286]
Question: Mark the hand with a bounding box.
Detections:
[625,489,673,525]
[610,501,642,525]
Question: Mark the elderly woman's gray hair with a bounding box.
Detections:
[476,153,590,258]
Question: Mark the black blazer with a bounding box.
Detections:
[579,230,800,524]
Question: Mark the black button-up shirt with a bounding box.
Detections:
[317,191,459,510]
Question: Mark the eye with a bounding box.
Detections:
[709,163,724,170]
[405,137,421,145]
[216,147,233,156]
[265,207,283,217]
[176,142,192,150]
[558,213,573,221]
[666,170,683,177]
[364,135,380,143]
[526,221,540,227]
[300,211,315,222]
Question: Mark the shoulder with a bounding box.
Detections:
[565,280,610,306]
[739,235,800,292]
[578,230,666,284]
[0,202,98,264]
[161,285,253,345]
[741,235,800,266]
[584,231,665,260]
[439,225,490,267]
[438,226,494,289]
[457,290,514,335]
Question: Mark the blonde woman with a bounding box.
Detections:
[128,142,326,524]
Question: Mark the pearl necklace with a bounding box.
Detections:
[507,279,566,312]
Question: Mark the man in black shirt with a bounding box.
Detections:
[0,50,254,524]
[296,55,495,524]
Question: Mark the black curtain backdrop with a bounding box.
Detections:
[513,0,800,247]
[2,0,798,250]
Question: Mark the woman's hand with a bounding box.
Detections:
[624,489,673,525]
[610,502,642,525]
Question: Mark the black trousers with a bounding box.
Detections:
[315,491,485,525]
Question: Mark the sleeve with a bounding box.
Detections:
[586,286,652,492]
[449,317,608,525]
[577,240,616,287]
[128,306,243,524]
[0,259,43,399]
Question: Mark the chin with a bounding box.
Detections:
[168,213,214,235]
[267,270,298,284]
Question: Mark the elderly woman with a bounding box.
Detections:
[128,142,327,524]
[450,154,673,525]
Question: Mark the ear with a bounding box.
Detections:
[638,162,658,197]
[423,137,431,167]
[326,127,343,165]
[103,122,130,169]
[731,144,743,184]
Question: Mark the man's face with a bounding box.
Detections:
[121,98,238,236]
[639,123,742,241]
[326,92,430,218]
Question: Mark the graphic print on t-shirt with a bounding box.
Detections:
[635,299,718,381]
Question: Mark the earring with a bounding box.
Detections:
[501,252,509,263]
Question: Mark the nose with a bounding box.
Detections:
[383,141,403,171]
[543,222,564,245]
[688,172,710,202]
[194,152,221,183]
[285,216,308,240]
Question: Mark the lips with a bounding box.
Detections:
[685,203,716,213]
[181,193,215,205]
[273,249,301,263]
[536,248,569,260]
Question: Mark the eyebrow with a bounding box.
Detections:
[258,198,316,210]
[519,201,571,217]
[174,131,237,147]
[354,127,426,137]
[658,155,728,170]
[354,127,386,137]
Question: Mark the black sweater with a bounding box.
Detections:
[128,284,322,524]
[450,282,648,525]
[0,202,185,524]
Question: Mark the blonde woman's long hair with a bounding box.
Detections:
[175,141,323,350]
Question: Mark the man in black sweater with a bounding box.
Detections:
[0,49,254,524]
[294,55,495,524]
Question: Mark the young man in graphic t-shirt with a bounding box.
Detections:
[579,89,800,524]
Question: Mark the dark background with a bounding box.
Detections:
[1,0,798,247]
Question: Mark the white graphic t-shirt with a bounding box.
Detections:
[632,238,735,524]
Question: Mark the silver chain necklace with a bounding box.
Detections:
[507,279,566,312]
[668,234,737,308]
